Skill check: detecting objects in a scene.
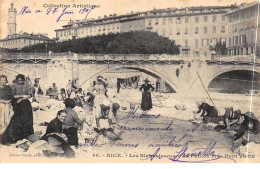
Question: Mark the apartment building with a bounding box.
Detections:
[55,4,241,57]
[226,2,260,57]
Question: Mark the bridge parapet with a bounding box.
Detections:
[212,54,259,63]
[0,52,72,60]
[1,52,258,64]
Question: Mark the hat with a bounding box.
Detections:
[241,112,258,121]
[64,98,76,108]
[144,78,150,82]
[97,75,104,80]
[195,98,203,107]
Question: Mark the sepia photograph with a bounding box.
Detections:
[0,0,259,163]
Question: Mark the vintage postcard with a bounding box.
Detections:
[0,0,260,163]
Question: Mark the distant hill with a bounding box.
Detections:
[4,31,180,54]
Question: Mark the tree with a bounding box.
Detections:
[6,31,180,54]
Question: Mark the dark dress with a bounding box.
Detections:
[140,84,155,111]
[0,83,34,144]
[234,117,260,141]
[41,117,75,158]
[197,102,218,122]
[0,85,13,100]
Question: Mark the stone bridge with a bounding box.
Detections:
[0,52,259,95]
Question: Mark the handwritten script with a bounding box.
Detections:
[17,6,96,22]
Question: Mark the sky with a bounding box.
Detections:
[0,0,258,39]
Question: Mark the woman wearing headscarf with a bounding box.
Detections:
[195,99,218,123]
[62,98,85,146]
[92,76,109,122]
[0,74,34,144]
[233,112,260,145]
[223,105,241,130]
[139,78,155,111]
[0,75,14,135]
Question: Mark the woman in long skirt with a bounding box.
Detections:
[0,74,34,144]
[140,78,155,111]
[0,75,14,135]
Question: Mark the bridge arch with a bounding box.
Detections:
[207,67,260,93]
[79,64,178,93]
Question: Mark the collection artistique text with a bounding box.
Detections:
[43,4,100,8]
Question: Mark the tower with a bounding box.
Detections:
[7,3,17,35]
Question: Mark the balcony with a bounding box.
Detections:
[182,46,190,51]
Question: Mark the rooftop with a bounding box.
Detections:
[55,4,239,31]
[1,32,53,42]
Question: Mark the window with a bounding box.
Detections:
[204,16,208,22]
[185,27,188,34]
[185,17,189,23]
[195,16,199,23]
[195,39,199,48]
[204,26,207,34]
[212,15,216,22]
[169,29,172,35]
[162,18,166,25]
[195,27,199,34]
[222,15,225,21]
[213,26,216,33]
[185,39,188,47]
[221,26,225,33]
[168,18,173,25]
[176,17,181,24]
[155,19,159,25]
[162,29,166,36]
[201,39,204,46]
[207,39,209,46]
[235,36,239,45]
[148,19,152,25]
[229,37,231,46]
[177,28,180,35]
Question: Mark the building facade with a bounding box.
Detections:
[0,33,54,49]
[55,5,239,57]
[226,2,260,57]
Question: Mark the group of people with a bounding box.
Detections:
[0,74,122,157]
[194,100,260,146]
[2,72,258,156]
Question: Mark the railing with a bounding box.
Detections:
[212,54,259,63]
[0,52,72,60]
[0,52,259,63]
[0,52,183,61]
